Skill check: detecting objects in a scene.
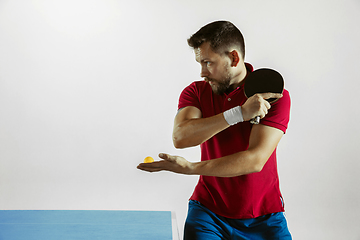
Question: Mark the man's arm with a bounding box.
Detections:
[172,92,282,149]
[138,124,284,177]
[172,106,229,148]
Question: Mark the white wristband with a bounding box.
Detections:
[223,106,244,126]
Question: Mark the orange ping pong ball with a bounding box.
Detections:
[144,156,154,163]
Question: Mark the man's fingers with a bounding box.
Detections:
[264,100,271,110]
[158,153,168,159]
[159,153,176,162]
[137,160,165,172]
[137,164,162,172]
[257,92,283,100]
[137,153,176,172]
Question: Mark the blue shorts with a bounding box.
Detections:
[184,200,292,240]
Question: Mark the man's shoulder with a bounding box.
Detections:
[280,89,291,103]
[181,80,210,95]
[186,80,208,89]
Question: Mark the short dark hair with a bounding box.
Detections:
[187,21,245,59]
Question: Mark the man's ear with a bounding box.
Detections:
[229,50,240,67]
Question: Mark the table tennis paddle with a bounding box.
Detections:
[244,68,284,124]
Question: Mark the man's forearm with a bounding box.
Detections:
[172,112,229,148]
[189,150,262,177]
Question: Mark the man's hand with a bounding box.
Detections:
[241,93,282,121]
[137,153,195,175]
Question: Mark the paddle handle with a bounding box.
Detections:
[250,116,260,124]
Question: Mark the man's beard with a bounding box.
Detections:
[206,77,231,95]
[205,69,232,95]
[205,64,234,95]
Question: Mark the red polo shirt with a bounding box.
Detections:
[177,63,291,219]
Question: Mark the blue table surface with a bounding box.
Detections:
[0,210,173,240]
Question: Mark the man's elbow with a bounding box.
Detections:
[252,162,265,173]
[250,155,268,173]
[172,133,200,149]
[172,134,188,149]
[173,139,185,149]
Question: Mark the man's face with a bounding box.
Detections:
[195,42,233,95]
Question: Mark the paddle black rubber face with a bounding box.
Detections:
[244,68,284,103]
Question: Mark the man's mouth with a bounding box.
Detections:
[205,78,216,85]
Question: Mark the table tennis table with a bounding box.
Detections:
[0,210,179,240]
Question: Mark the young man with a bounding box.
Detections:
[138,21,292,239]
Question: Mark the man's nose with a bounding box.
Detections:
[200,66,209,78]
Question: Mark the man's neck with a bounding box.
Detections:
[228,64,248,92]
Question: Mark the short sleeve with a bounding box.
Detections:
[178,82,202,111]
[260,89,291,133]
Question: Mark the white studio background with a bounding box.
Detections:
[0,0,359,239]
